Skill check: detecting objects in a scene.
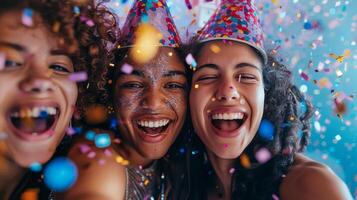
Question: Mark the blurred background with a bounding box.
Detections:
[106,0,357,196]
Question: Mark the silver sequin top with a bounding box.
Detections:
[125,162,157,200]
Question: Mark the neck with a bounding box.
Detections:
[0,154,26,199]
[116,143,155,168]
[207,151,235,199]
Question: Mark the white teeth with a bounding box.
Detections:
[212,112,244,120]
[137,119,170,128]
[10,106,58,118]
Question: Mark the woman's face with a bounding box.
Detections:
[114,47,187,160]
[190,41,265,159]
[0,10,78,167]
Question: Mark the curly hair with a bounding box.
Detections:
[187,43,314,199]
[0,0,119,114]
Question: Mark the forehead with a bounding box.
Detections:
[127,47,185,74]
[0,9,59,50]
[196,41,263,69]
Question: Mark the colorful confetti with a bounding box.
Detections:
[69,71,88,82]
[22,8,33,27]
[43,157,78,192]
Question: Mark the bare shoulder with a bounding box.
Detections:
[60,135,127,200]
[280,153,353,200]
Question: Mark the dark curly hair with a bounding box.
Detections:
[187,42,314,199]
[1,0,119,198]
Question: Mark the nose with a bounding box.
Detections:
[141,87,165,110]
[19,67,54,94]
[215,78,240,101]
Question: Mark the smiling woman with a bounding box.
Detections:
[0,0,117,199]
[187,0,353,199]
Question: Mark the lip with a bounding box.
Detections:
[133,114,173,143]
[207,106,249,138]
[6,102,61,141]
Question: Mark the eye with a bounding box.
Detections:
[49,64,71,73]
[236,74,258,83]
[119,82,143,89]
[165,82,185,89]
[3,59,22,69]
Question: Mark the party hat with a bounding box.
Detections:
[120,0,181,48]
[197,0,267,64]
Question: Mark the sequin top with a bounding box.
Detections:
[125,162,157,200]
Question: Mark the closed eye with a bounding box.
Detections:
[236,74,258,83]
[165,82,185,89]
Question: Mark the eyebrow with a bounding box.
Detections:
[196,62,261,72]
[0,41,26,52]
[0,41,73,58]
[118,69,145,78]
[163,70,186,77]
[50,49,72,57]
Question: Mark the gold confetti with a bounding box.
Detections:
[21,189,39,200]
[210,44,221,53]
[130,24,163,64]
[240,153,251,168]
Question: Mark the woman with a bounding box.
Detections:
[63,0,190,199]
[0,0,116,198]
[188,0,353,199]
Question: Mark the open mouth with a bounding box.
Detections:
[210,112,247,133]
[7,105,60,140]
[136,119,171,136]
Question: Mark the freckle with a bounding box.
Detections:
[194,84,199,89]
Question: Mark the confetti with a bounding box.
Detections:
[94,133,111,148]
[255,148,272,164]
[21,189,39,200]
[240,154,251,168]
[210,44,221,53]
[130,24,162,64]
[121,63,134,74]
[22,8,33,27]
[258,119,275,140]
[29,162,42,172]
[185,53,197,68]
[69,71,87,82]
[66,127,76,136]
[84,105,108,124]
[85,130,96,141]
[229,168,235,174]
[87,151,96,158]
[78,144,91,154]
[43,157,78,192]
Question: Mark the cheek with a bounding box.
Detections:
[166,91,186,116]
[115,90,144,114]
[63,82,78,105]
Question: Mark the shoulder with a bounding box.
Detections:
[280,153,353,200]
[60,134,127,200]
